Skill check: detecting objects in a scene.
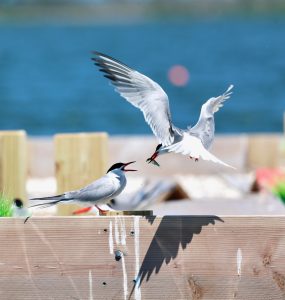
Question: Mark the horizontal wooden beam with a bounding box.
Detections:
[0,216,285,299]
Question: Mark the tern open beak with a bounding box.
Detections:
[123,161,137,172]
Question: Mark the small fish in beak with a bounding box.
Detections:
[146,150,160,167]
[146,156,160,167]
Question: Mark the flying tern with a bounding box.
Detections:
[92,51,234,169]
[29,161,137,214]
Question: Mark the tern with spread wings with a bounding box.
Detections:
[92,51,234,169]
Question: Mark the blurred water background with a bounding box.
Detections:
[0,1,284,136]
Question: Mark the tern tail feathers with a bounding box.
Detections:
[29,194,65,201]
[29,199,64,209]
[167,134,236,169]
[198,148,236,169]
[29,194,74,209]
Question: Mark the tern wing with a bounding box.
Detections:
[167,134,235,169]
[72,175,119,203]
[92,51,180,146]
[190,85,233,149]
[29,176,118,208]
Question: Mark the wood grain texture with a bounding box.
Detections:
[247,134,283,169]
[0,130,27,202]
[103,210,153,216]
[0,216,285,299]
[54,133,108,216]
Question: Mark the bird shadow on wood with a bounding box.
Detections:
[136,215,223,288]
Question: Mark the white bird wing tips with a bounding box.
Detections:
[220,84,234,102]
[207,84,234,114]
[225,84,234,94]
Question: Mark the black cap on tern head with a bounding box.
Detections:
[107,162,125,173]
[14,198,23,208]
[107,161,137,173]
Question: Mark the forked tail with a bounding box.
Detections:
[29,194,73,209]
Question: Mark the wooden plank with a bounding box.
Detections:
[150,196,285,215]
[1,216,285,299]
[247,134,283,168]
[54,132,108,216]
[0,130,27,203]
[103,210,153,216]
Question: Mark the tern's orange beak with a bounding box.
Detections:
[123,161,137,172]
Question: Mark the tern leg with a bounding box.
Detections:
[72,207,92,215]
[24,216,30,224]
[95,205,109,215]
[189,156,199,162]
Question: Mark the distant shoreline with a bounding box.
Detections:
[0,3,285,24]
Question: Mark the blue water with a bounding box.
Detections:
[0,18,284,135]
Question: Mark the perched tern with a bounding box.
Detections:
[92,51,234,169]
[29,161,137,214]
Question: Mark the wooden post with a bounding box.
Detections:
[54,132,108,215]
[247,134,281,169]
[0,130,27,203]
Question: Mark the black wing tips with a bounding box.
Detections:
[103,73,132,85]
[91,51,132,71]
[91,51,134,84]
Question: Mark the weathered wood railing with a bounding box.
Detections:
[0,129,285,213]
[0,216,285,299]
[0,131,108,210]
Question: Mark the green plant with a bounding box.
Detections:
[0,195,12,217]
[272,180,285,204]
